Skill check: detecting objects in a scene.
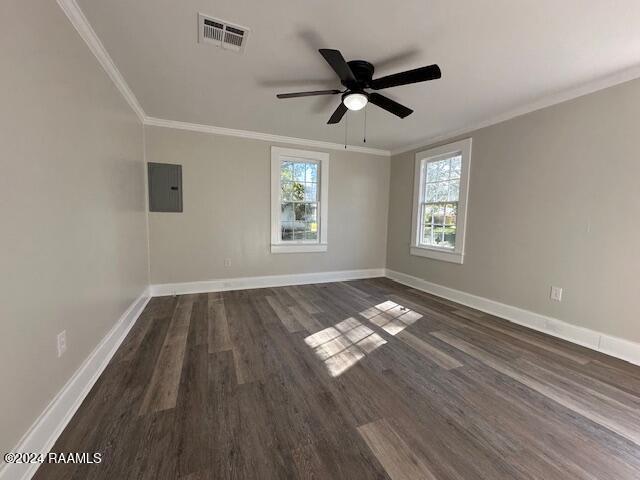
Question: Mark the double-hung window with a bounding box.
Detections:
[271,147,329,253]
[410,138,471,264]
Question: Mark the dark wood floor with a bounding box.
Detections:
[34,278,640,479]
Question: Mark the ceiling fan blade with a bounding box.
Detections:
[327,103,348,124]
[276,89,341,99]
[370,64,441,90]
[368,93,413,118]
[319,49,356,84]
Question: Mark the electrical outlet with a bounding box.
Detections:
[550,286,563,302]
[57,330,67,357]
[224,258,232,267]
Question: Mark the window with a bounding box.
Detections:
[271,147,328,253]
[410,138,471,264]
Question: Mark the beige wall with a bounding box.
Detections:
[146,126,389,284]
[3,0,639,462]
[387,78,640,343]
[0,0,149,454]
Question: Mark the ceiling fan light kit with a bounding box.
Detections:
[343,92,368,111]
[276,48,441,129]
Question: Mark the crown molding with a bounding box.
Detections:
[55,0,389,156]
[59,0,640,159]
[57,0,145,121]
[391,63,640,156]
[143,117,391,156]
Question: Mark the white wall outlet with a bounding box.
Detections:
[57,330,67,357]
[224,258,232,267]
[550,286,563,302]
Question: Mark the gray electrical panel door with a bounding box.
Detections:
[148,163,183,212]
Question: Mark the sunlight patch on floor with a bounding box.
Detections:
[360,301,423,335]
[304,317,387,377]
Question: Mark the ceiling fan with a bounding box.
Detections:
[276,49,441,124]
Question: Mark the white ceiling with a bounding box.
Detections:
[77,0,640,151]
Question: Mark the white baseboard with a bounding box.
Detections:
[4,268,637,480]
[150,268,386,297]
[385,269,640,366]
[0,288,151,480]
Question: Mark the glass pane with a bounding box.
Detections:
[450,155,462,179]
[432,204,445,224]
[294,203,306,221]
[435,182,449,202]
[425,183,438,202]
[422,204,436,225]
[304,183,317,201]
[306,204,318,234]
[433,225,445,245]
[426,159,449,183]
[448,180,460,201]
[281,203,294,222]
[305,163,318,183]
[305,230,318,241]
[444,203,457,226]
[281,222,293,240]
[439,159,451,181]
[442,226,456,249]
[422,226,433,245]
[281,161,293,182]
[305,203,318,223]
[291,182,304,201]
[426,182,449,202]
[293,162,306,182]
[281,181,293,202]
[293,228,305,240]
[426,161,440,183]
[434,159,451,182]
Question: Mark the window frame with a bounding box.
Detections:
[410,138,472,264]
[271,147,329,253]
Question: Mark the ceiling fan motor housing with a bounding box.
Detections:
[345,60,375,89]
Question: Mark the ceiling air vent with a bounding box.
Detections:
[198,14,250,53]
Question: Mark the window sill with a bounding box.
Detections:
[410,246,464,264]
[271,243,328,254]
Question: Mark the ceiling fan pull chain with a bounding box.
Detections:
[363,105,367,143]
[344,112,348,149]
